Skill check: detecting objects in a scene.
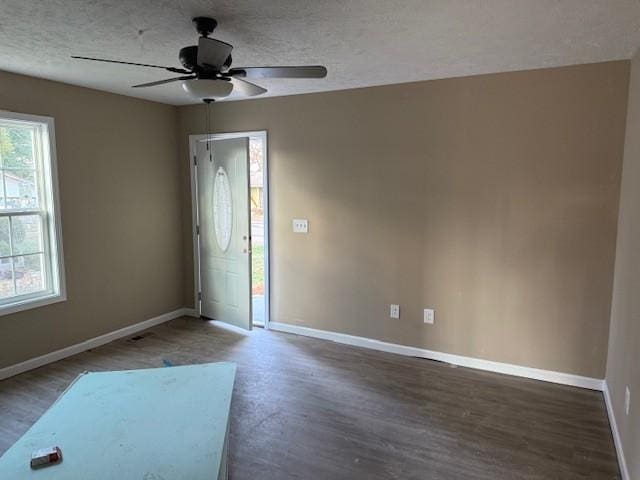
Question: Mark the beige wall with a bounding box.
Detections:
[179,61,629,378]
[1,61,625,379]
[0,70,184,369]
[606,51,640,478]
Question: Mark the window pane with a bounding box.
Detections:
[0,115,62,311]
[0,126,35,169]
[11,215,42,254]
[4,170,38,209]
[0,217,9,257]
[0,174,5,209]
[14,254,45,295]
[0,257,14,299]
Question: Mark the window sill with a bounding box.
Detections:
[0,292,66,317]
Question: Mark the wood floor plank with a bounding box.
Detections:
[0,317,621,479]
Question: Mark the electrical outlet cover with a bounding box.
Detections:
[390,304,400,319]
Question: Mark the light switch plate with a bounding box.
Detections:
[292,219,309,233]
[424,308,435,324]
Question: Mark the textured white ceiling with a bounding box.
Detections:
[1,0,640,105]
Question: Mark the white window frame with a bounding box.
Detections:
[0,110,66,316]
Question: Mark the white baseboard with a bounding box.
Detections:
[269,322,604,391]
[603,381,630,480]
[184,307,199,318]
[0,308,192,381]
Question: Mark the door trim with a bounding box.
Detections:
[189,131,270,329]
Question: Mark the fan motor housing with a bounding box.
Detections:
[180,46,232,72]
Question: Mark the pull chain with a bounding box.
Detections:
[204,99,214,162]
[203,101,208,157]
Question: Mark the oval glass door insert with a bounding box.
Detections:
[213,166,233,252]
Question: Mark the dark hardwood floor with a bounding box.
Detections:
[0,317,620,479]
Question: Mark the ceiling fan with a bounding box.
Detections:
[72,16,327,102]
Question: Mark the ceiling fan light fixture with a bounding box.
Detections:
[72,17,327,102]
[182,79,233,101]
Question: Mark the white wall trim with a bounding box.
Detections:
[603,381,630,480]
[184,308,199,318]
[0,308,191,381]
[188,136,202,318]
[269,322,604,391]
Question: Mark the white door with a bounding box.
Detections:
[196,137,252,330]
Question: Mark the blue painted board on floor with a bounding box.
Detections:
[0,362,236,479]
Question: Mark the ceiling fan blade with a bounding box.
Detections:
[71,56,191,74]
[132,76,196,88]
[229,77,267,97]
[197,37,233,70]
[227,65,327,79]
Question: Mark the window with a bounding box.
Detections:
[0,111,65,315]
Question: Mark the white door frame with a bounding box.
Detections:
[189,130,270,329]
